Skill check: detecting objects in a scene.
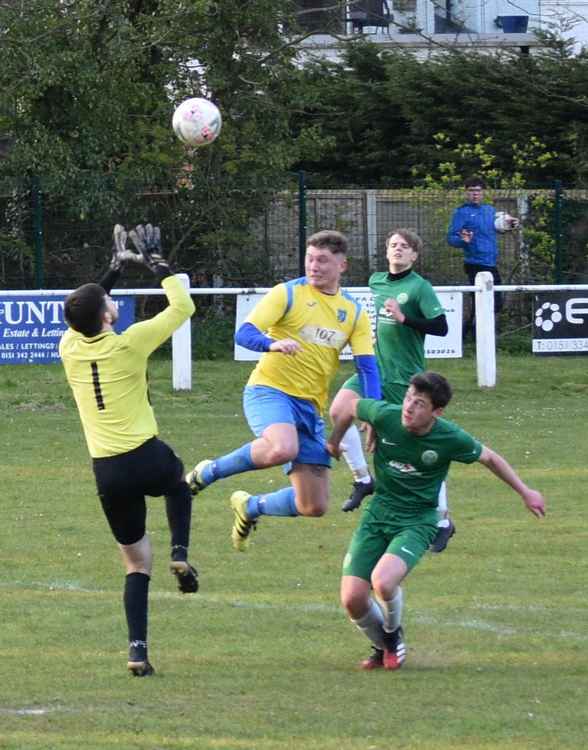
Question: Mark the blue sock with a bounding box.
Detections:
[248,487,299,519]
[203,444,256,484]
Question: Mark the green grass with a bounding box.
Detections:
[0,355,586,750]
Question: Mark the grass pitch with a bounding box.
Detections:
[0,355,586,750]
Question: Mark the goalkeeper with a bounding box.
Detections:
[59,224,197,677]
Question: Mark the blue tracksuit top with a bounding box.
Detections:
[447,202,498,266]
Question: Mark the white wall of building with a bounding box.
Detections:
[541,1,588,50]
[296,0,588,58]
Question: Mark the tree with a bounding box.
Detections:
[289,41,411,187]
[0,0,306,287]
[291,37,588,187]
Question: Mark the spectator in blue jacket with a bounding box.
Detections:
[447,176,518,338]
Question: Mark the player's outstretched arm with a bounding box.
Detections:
[123,224,194,355]
[478,446,546,518]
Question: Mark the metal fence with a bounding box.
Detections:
[2,172,587,298]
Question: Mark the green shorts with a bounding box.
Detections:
[342,374,408,406]
[342,499,438,581]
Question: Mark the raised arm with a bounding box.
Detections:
[124,224,195,355]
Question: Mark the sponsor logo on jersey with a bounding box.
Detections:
[337,309,347,323]
[378,308,398,325]
[388,459,422,475]
[400,546,416,557]
[397,292,409,304]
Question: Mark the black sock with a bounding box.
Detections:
[165,482,193,553]
[124,572,150,645]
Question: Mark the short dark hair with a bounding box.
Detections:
[464,175,486,189]
[64,283,107,337]
[385,228,423,255]
[409,371,453,409]
[306,230,349,255]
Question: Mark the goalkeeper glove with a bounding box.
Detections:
[110,224,146,270]
[128,223,172,281]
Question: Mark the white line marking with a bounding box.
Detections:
[3,581,586,642]
[0,707,62,716]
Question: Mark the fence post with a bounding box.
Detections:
[172,273,192,391]
[298,170,307,276]
[475,271,496,388]
[517,190,530,281]
[366,189,378,273]
[554,179,563,283]
[31,176,45,288]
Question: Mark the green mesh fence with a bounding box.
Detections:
[2,175,587,291]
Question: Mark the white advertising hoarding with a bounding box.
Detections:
[234,290,462,361]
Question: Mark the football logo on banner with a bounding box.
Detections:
[533,293,588,355]
[534,302,563,332]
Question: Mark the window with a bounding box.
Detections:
[295,0,345,33]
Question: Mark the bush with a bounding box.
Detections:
[192,310,236,360]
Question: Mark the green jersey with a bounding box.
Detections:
[59,275,194,458]
[370,270,444,391]
[357,399,482,520]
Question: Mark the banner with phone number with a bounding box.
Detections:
[0,295,135,365]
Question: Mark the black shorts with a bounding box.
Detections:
[93,437,186,545]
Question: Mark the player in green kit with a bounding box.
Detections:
[329,229,454,552]
[60,224,197,677]
[328,371,546,671]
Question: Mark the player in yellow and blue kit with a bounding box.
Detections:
[186,230,381,551]
[60,224,197,677]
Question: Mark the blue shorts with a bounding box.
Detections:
[243,385,331,472]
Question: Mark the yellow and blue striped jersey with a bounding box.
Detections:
[59,275,194,458]
[246,277,374,414]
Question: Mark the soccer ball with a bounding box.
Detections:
[172,97,222,147]
[494,211,518,232]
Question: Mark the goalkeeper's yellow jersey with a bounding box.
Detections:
[246,277,374,414]
[59,275,194,458]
